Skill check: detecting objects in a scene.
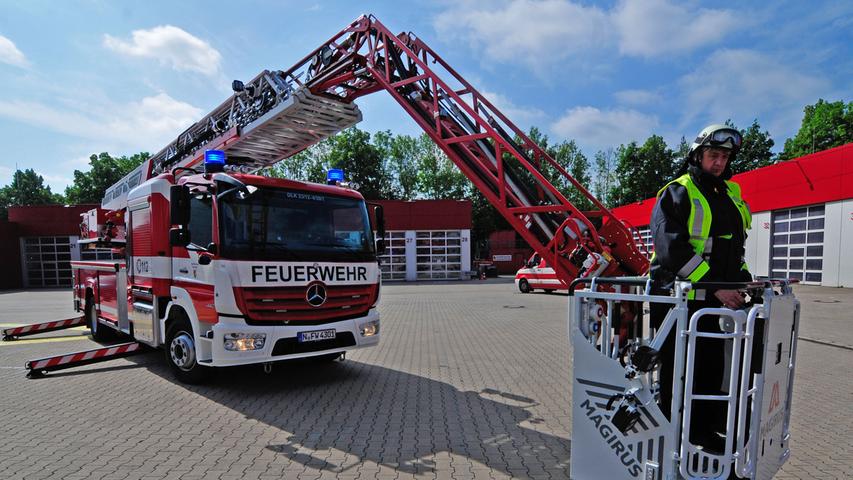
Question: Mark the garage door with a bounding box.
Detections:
[378,231,407,281]
[770,205,824,284]
[22,236,73,287]
[632,226,654,258]
[416,230,463,280]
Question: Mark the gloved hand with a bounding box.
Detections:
[714,289,746,309]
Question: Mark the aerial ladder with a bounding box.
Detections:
[8,14,796,479]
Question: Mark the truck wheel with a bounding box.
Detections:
[165,318,212,384]
[519,279,532,293]
[85,297,113,343]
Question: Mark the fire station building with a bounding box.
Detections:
[612,143,853,287]
[0,199,472,290]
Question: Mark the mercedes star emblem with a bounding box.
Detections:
[306,283,327,307]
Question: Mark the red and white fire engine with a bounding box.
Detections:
[71,151,383,383]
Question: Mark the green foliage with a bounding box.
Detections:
[265,127,396,200]
[0,169,64,219]
[64,152,149,204]
[373,131,420,200]
[591,148,617,207]
[729,119,775,174]
[416,137,468,200]
[780,99,853,160]
[609,135,676,205]
[519,127,592,209]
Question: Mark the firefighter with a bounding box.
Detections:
[649,124,752,452]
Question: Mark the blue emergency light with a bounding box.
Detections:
[204,150,226,173]
[327,168,345,185]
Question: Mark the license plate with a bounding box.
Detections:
[297,329,336,343]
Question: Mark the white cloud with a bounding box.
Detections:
[0,35,28,68]
[0,93,202,150]
[551,106,659,149]
[613,89,662,106]
[433,0,739,67]
[612,0,737,57]
[103,25,222,75]
[434,0,611,68]
[678,49,829,138]
[480,90,546,123]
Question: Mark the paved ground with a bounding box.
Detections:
[0,280,850,479]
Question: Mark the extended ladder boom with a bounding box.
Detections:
[103,14,649,284]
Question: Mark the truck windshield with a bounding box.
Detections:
[219,188,375,262]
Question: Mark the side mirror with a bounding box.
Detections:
[198,252,213,266]
[170,185,191,226]
[169,227,191,247]
[371,204,386,255]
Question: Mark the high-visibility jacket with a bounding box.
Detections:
[651,173,751,298]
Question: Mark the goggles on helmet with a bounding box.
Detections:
[697,128,742,149]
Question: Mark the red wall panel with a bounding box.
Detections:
[8,204,98,236]
[375,200,472,230]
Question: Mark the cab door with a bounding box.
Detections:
[172,191,217,324]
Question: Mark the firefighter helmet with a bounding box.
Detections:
[688,124,742,160]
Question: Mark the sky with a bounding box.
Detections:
[0,0,851,193]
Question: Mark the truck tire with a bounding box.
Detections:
[165,317,212,384]
[85,297,113,343]
[518,279,532,293]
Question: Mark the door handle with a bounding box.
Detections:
[179,268,189,273]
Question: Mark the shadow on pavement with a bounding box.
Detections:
[114,352,572,476]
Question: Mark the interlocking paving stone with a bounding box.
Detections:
[0,282,850,479]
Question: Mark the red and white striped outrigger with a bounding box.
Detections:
[25,342,146,379]
[2,316,148,378]
[2,316,86,341]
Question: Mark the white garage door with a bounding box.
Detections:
[770,205,824,284]
[378,231,407,281]
[416,230,463,280]
[632,226,654,258]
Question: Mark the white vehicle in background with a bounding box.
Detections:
[514,254,567,293]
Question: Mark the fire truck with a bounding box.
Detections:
[6,14,797,478]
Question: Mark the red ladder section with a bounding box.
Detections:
[281,15,649,283]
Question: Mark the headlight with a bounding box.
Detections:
[360,320,379,337]
[224,333,266,351]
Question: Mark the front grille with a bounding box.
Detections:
[272,332,356,356]
[236,284,377,325]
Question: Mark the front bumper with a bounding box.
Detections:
[199,308,380,367]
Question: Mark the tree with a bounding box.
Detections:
[610,135,677,206]
[416,137,468,199]
[264,127,396,200]
[265,138,332,183]
[780,99,853,160]
[0,169,64,219]
[374,131,420,200]
[65,152,149,204]
[592,148,617,207]
[730,119,774,174]
[550,140,592,210]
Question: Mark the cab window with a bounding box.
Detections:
[188,193,213,248]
